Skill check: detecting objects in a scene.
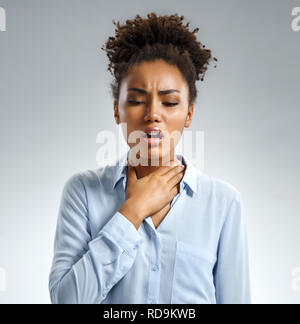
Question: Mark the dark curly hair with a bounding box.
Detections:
[101,12,217,106]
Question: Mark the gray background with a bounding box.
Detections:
[0,0,299,303]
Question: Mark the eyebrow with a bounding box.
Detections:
[128,87,180,95]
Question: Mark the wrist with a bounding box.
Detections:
[119,198,147,229]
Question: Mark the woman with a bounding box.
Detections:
[49,12,251,304]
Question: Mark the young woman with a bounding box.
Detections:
[49,12,251,304]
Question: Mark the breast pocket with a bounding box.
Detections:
[171,240,217,304]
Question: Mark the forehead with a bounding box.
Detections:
[120,59,188,92]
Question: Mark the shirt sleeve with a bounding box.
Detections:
[48,173,143,304]
[213,192,251,304]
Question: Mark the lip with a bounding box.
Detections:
[143,127,164,138]
[141,127,164,147]
[142,136,163,147]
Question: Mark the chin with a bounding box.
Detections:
[141,146,175,166]
[128,140,175,166]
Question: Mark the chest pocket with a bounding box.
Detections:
[171,240,217,304]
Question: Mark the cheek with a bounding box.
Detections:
[119,108,143,123]
[163,114,187,147]
[166,113,187,132]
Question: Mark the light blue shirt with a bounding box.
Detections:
[49,150,251,304]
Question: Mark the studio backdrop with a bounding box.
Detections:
[0,0,299,304]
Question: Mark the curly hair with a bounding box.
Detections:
[101,12,217,106]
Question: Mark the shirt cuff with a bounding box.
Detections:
[100,211,143,258]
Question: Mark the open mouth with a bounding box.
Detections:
[144,132,163,139]
[142,131,164,146]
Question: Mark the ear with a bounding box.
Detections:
[114,101,120,124]
[184,104,194,128]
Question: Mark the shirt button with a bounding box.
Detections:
[133,244,138,250]
[151,265,159,271]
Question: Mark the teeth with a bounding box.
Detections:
[147,132,161,138]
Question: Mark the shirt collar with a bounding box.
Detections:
[111,150,198,194]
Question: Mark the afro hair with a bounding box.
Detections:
[101,12,217,105]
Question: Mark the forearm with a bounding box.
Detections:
[49,211,143,304]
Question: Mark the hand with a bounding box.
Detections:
[119,161,185,228]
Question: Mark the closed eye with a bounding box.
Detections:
[128,100,144,105]
[164,102,178,106]
[128,100,178,107]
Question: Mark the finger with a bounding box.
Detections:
[170,185,180,199]
[154,160,183,176]
[162,164,185,181]
[167,170,185,188]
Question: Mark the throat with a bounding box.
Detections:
[133,157,183,179]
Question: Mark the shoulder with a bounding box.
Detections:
[196,171,241,201]
[192,170,243,223]
[182,154,241,204]
[194,172,245,230]
[62,163,117,194]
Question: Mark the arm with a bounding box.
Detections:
[213,193,251,304]
[48,173,143,304]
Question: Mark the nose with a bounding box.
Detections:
[143,101,162,123]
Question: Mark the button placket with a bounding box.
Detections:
[147,231,162,304]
